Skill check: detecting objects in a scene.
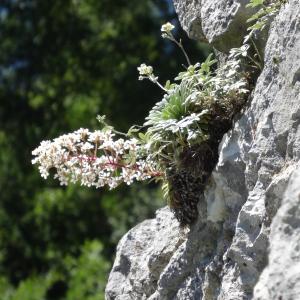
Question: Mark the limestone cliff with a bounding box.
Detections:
[106,0,300,299]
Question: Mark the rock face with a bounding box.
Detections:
[173,0,257,51]
[253,169,300,300]
[106,0,300,299]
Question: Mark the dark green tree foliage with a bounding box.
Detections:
[0,0,208,298]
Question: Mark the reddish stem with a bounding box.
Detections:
[72,155,163,177]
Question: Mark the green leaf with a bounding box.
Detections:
[200,53,217,74]
[127,125,141,137]
[246,0,264,8]
[247,10,266,23]
[138,132,147,141]
[248,20,266,30]
[164,80,171,90]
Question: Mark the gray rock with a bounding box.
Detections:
[105,207,185,300]
[106,0,300,299]
[173,0,207,42]
[173,0,258,51]
[253,168,300,300]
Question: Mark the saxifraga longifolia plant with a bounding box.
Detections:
[139,24,250,225]
[32,0,286,227]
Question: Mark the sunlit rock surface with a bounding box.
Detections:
[173,0,257,51]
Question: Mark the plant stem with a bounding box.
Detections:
[155,81,169,93]
[169,35,191,66]
[247,53,262,70]
[112,129,129,137]
[149,75,168,93]
[75,155,163,177]
[250,37,263,65]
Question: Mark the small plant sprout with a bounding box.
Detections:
[246,0,286,32]
[243,0,286,70]
[161,22,191,66]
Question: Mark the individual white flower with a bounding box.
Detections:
[161,22,175,34]
[88,130,103,143]
[137,63,153,77]
[81,142,94,151]
[75,128,90,140]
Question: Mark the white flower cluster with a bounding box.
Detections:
[161,22,174,34]
[137,63,153,77]
[137,63,167,92]
[32,128,160,189]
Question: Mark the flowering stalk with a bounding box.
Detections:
[137,63,168,92]
[161,22,191,66]
[32,128,162,189]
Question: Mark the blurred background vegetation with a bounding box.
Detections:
[0,0,210,299]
